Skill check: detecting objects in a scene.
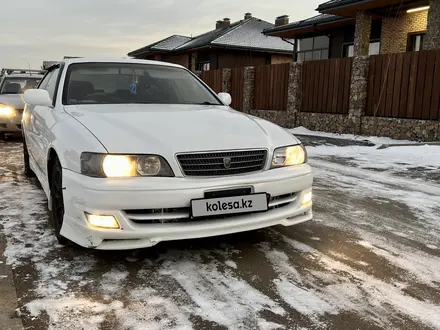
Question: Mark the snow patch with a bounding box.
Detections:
[159,257,285,328]
[26,297,123,330]
[224,260,237,269]
[290,126,413,145]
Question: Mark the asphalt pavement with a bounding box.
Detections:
[0,135,439,330]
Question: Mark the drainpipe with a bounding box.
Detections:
[282,37,296,62]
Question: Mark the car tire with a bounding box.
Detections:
[49,157,70,245]
[23,139,36,178]
[0,132,5,140]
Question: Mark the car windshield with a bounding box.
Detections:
[63,63,222,106]
[0,77,42,95]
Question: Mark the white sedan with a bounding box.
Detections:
[22,58,313,250]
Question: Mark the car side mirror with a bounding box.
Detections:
[218,92,232,106]
[24,89,53,107]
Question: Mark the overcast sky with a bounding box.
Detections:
[0,0,322,69]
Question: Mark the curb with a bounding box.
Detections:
[293,134,375,147]
[377,142,440,150]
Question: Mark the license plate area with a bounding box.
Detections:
[204,187,252,199]
[191,193,268,218]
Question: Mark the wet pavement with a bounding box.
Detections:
[0,136,439,330]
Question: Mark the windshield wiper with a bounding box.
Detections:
[192,101,220,105]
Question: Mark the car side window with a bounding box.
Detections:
[38,71,53,90]
[45,68,60,101]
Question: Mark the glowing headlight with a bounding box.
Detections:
[0,105,14,116]
[80,152,174,178]
[102,155,136,177]
[271,145,307,168]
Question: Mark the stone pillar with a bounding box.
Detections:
[190,52,197,72]
[353,11,372,57]
[286,62,303,128]
[242,66,255,113]
[348,56,370,134]
[222,68,231,93]
[424,0,440,50]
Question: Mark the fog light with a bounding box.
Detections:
[302,191,312,205]
[86,214,120,229]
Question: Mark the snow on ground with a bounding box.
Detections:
[309,144,440,172]
[290,126,416,145]
[1,137,440,329]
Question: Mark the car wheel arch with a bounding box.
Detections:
[47,148,60,187]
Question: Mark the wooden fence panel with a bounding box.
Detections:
[301,58,353,114]
[366,50,440,120]
[200,69,222,93]
[230,67,245,111]
[254,63,290,111]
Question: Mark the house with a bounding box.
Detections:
[128,13,295,71]
[264,0,440,61]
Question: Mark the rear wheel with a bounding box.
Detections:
[23,138,36,177]
[49,158,69,245]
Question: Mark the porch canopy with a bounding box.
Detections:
[263,14,355,38]
[317,0,430,17]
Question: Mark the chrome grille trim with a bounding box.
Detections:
[176,149,268,177]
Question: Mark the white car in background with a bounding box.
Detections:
[22,57,313,250]
[0,69,44,139]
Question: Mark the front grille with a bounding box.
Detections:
[177,149,267,177]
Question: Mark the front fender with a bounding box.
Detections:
[47,111,107,174]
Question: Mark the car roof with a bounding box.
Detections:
[61,57,184,69]
[3,73,44,78]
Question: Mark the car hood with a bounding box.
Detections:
[0,94,24,109]
[64,104,299,155]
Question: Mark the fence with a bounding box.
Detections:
[367,50,440,120]
[254,63,290,111]
[230,68,245,111]
[301,58,353,114]
[200,69,222,93]
[197,50,440,141]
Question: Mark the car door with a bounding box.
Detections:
[24,70,53,168]
[31,67,61,175]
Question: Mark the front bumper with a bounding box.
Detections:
[0,113,22,133]
[61,164,314,250]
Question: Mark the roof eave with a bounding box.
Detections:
[264,17,354,37]
[317,0,370,12]
[209,44,293,54]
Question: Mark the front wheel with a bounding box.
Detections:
[23,138,36,177]
[49,158,70,245]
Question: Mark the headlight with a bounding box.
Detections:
[271,145,307,168]
[0,104,14,116]
[80,153,174,178]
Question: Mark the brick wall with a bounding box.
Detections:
[381,11,428,54]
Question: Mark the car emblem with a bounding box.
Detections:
[223,157,232,169]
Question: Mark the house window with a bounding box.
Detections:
[196,62,210,71]
[408,33,425,51]
[343,40,381,57]
[297,36,329,62]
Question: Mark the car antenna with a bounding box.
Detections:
[28,62,32,76]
